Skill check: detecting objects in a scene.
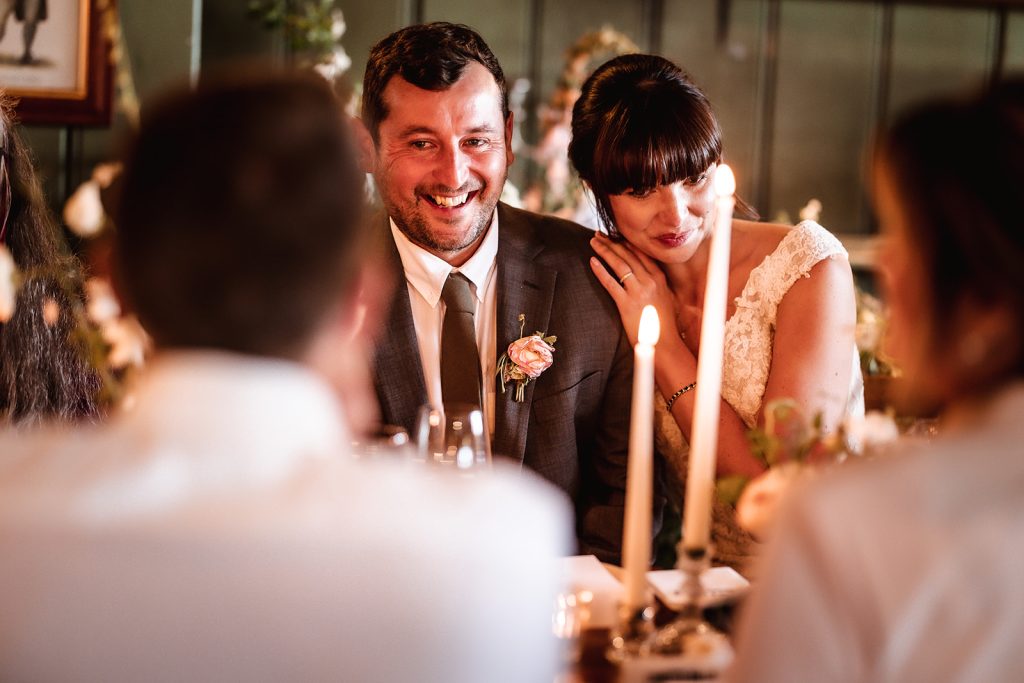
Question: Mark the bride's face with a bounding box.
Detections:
[606,164,717,264]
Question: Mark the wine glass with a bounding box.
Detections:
[414,403,490,470]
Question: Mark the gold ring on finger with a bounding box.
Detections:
[619,271,634,285]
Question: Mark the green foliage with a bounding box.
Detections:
[745,398,845,470]
[247,0,340,57]
[715,474,749,508]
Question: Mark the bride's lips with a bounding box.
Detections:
[655,230,693,248]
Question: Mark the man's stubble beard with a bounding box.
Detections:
[391,191,500,257]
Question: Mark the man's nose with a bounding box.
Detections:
[433,145,470,190]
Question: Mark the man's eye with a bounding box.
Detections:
[464,138,488,148]
[410,140,432,150]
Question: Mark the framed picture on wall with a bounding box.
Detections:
[0,0,113,126]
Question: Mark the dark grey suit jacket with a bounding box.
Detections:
[372,203,665,563]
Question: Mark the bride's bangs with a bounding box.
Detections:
[590,95,720,198]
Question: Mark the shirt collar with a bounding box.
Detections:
[389,211,499,307]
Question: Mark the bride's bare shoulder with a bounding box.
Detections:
[733,219,793,265]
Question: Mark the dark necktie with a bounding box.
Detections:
[440,272,482,408]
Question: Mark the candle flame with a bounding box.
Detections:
[638,305,660,346]
[715,164,736,197]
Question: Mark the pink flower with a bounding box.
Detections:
[506,335,554,378]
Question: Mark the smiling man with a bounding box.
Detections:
[360,22,665,562]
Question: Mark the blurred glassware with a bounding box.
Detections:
[415,403,490,471]
[353,425,413,460]
[553,588,593,665]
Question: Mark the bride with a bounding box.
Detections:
[568,54,863,568]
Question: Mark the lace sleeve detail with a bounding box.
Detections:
[740,221,848,322]
[723,221,849,427]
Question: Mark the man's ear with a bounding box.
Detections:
[351,117,377,174]
[504,112,515,166]
[303,260,394,435]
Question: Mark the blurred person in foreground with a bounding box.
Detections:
[728,80,1024,682]
[0,69,570,683]
[0,96,101,425]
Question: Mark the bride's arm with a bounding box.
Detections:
[760,255,857,439]
[589,235,765,479]
[650,332,765,478]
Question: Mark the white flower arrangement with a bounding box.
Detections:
[720,399,900,540]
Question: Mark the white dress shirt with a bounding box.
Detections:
[0,350,572,682]
[390,215,498,432]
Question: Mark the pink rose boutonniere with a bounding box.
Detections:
[496,313,557,402]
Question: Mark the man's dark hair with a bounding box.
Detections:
[114,68,367,359]
[361,22,507,142]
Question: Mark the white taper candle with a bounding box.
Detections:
[683,164,736,552]
[622,305,660,607]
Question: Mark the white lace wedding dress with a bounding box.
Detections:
[655,221,865,572]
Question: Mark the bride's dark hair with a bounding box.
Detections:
[569,53,752,237]
[0,99,101,425]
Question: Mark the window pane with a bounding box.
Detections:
[888,5,993,116]
[662,0,764,208]
[771,0,879,233]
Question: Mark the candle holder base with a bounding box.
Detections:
[605,602,655,663]
[642,545,733,677]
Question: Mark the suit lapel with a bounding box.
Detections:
[371,216,427,433]
[492,204,557,464]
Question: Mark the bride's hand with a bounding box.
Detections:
[589,233,681,347]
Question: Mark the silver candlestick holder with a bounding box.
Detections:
[606,600,655,663]
[642,544,733,677]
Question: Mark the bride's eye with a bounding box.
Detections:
[684,172,709,186]
[625,188,654,200]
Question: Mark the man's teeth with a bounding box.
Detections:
[431,193,469,207]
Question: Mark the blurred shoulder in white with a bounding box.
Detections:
[0,352,572,683]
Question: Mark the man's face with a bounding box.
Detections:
[370,62,513,266]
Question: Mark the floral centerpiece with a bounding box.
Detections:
[719,400,899,539]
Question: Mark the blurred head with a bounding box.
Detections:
[569,54,724,261]
[0,99,100,424]
[874,80,1024,412]
[360,23,513,267]
[114,69,367,361]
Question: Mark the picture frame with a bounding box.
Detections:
[0,0,113,126]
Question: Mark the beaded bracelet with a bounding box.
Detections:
[665,382,697,411]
